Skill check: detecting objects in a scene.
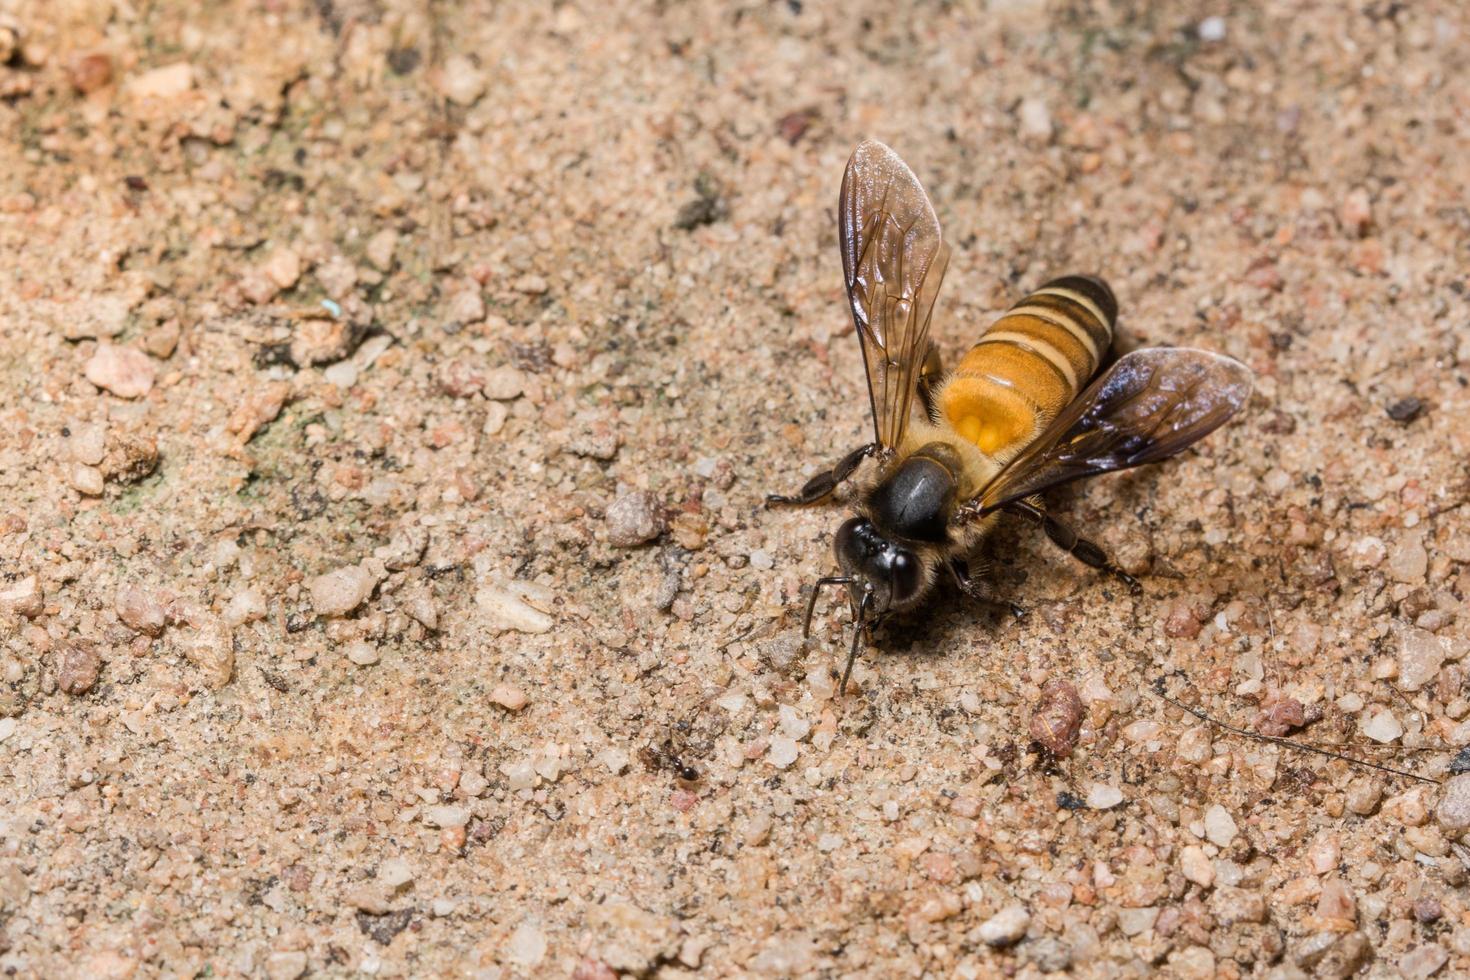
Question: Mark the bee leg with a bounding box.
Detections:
[1004,501,1142,595]
[917,342,944,422]
[765,442,879,507]
[948,558,1026,620]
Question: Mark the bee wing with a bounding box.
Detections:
[972,347,1254,513]
[840,140,951,450]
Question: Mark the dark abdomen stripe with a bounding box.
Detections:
[938,276,1117,456]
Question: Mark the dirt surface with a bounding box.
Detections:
[3,1,1470,977]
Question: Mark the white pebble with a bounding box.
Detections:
[1198,16,1226,42]
[507,920,547,968]
[1180,845,1215,888]
[500,758,539,792]
[379,858,414,889]
[67,422,107,465]
[767,736,799,769]
[422,805,470,829]
[490,683,529,711]
[225,588,267,626]
[344,640,379,666]
[323,361,358,388]
[749,549,773,570]
[1361,707,1403,743]
[68,463,105,496]
[126,61,194,100]
[84,343,156,398]
[309,564,375,617]
[778,704,810,741]
[977,905,1031,946]
[439,54,487,106]
[1018,97,1053,140]
[1204,804,1238,847]
[1087,784,1124,809]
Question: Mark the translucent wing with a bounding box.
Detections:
[839,140,951,450]
[974,348,1254,513]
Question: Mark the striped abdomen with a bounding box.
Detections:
[937,276,1116,457]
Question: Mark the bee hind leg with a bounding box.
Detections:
[917,342,944,422]
[948,558,1026,620]
[1004,501,1142,595]
[765,442,879,507]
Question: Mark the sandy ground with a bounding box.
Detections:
[2,0,1470,977]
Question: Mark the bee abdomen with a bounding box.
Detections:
[938,276,1117,456]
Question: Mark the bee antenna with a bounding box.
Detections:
[803,576,853,638]
[839,589,873,696]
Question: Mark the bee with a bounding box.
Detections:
[769,140,1254,693]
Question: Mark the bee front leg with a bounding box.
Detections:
[1003,501,1142,595]
[948,558,1026,620]
[765,442,880,507]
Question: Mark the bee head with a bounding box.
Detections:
[833,517,923,615]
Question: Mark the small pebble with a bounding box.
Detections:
[1399,944,1449,979]
[264,951,307,980]
[1435,774,1470,835]
[605,491,664,547]
[441,286,484,327]
[1387,537,1429,584]
[778,704,810,740]
[977,905,1030,947]
[67,52,113,93]
[262,247,302,290]
[378,858,414,890]
[482,366,526,400]
[1316,877,1356,921]
[1340,187,1372,234]
[1117,906,1159,937]
[84,343,155,398]
[365,229,398,270]
[68,463,104,496]
[1348,535,1386,570]
[1018,97,1052,140]
[1361,707,1403,743]
[1204,804,1238,847]
[1399,626,1448,692]
[1386,397,1423,423]
[116,586,167,636]
[1031,679,1083,756]
[308,564,376,617]
[1413,898,1442,924]
[1086,784,1123,809]
[1197,16,1227,42]
[422,805,470,829]
[0,575,43,618]
[127,61,194,99]
[224,588,267,626]
[67,422,107,465]
[344,640,379,666]
[57,643,101,695]
[439,54,487,106]
[490,683,529,711]
[1180,845,1215,888]
[767,736,799,769]
[1345,776,1383,816]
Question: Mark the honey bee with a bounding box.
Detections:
[769,140,1254,693]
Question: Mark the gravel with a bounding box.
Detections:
[976,906,1030,947]
[605,490,664,547]
[4,2,1469,976]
